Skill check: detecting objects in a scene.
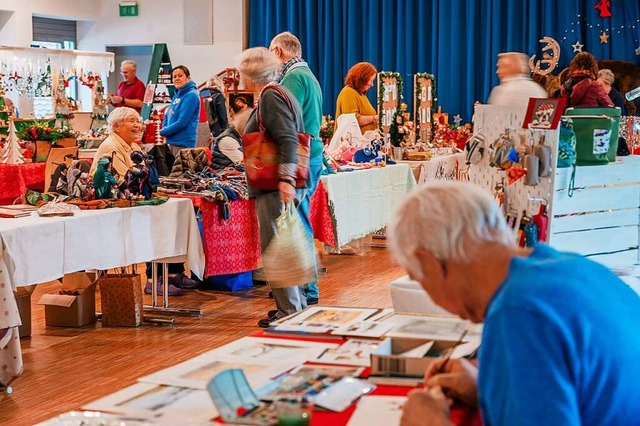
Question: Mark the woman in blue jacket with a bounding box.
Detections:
[160,65,200,156]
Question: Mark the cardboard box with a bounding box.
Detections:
[14,285,36,338]
[370,337,459,378]
[99,274,144,327]
[37,273,97,327]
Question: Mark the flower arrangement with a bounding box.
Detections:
[16,122,56,142]
[433,122,473,150]
[53,126,79,139]
[319,115,335,143]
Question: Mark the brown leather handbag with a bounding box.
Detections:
[242,85,311,190]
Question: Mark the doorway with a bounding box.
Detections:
[106,45,153,94]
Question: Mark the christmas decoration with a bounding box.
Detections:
[319,115,335,144]
[572,41,584,52]
[1,122,24,164]
[377,71,403,134]
[91,80,109,130]
[530,37,560,75]
[599,31,610,43]
[635,46,640,55]
[594,0,612,18]
[414,72,436,144]
[453,114,463,126]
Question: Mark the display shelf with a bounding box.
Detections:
[141,43,175,120]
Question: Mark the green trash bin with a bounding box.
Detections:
[565,107,621,166]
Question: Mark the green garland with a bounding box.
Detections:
[414,72,437,131]
[377,71,403,132]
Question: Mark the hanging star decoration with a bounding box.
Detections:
[599,31,609,44]
[571,41,584,52]
[636,46,640,55]
[453,114,463,126]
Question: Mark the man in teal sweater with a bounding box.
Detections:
[270,32,323,305]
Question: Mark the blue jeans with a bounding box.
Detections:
[298,159,323,299]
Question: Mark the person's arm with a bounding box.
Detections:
[593,82,614,107]
[160,93,199,136]
[218,136,243,164]
[480,307,581,426]
[214,93,228,129]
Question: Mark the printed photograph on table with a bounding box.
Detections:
[274,306,379,332]
[347,395,406,426]
[257,365,365,402]
[522,98,567,129]
[313,339,382,367]
[384,315,477,341]
[83,382,218,424]
[212,337,338,363]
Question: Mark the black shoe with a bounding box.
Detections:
[144,278,184,296]
[267,309,278,318]
[306,297,318,305]
[268,291,273,299]
[258,315,278,328]
[253,279,269,287]
[171,273,201,289]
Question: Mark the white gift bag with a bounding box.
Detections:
[327,113,364,160]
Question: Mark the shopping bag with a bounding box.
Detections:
[99,273,144,327]
[262,202,317,288]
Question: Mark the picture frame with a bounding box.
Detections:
[228,90,254,117]
[522,98,567,129]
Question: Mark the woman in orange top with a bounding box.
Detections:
[335,62,379,133]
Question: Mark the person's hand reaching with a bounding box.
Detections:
[400,387,453,426]
[424,358,479,407]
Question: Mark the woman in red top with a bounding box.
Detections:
[561,52,613,108]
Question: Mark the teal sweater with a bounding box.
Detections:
[280,63,323,161]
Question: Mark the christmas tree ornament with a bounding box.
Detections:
[453,115,462,126]
[594,0,612,18]
[1,122,25,164]
[571,41,584,52]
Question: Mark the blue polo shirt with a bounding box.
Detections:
[479,244,640,425]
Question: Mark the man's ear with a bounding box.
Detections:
[414,248,447,281]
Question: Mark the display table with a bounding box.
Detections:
[316,164,416,248]
[397,152,465,184]
[0,163,46,205]
[0,198,204,287]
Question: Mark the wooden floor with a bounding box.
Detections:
[0,247,405,426]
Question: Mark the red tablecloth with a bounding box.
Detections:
[309,180,336,248]
[201,198,261,276]
[0,162,46,205]
[251,332,482,426]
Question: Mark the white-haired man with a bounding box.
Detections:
[89,107,143,184]
[109,59,145,113]
[389,181,640,426]
[267,31,323,310]
[487,52,547,107]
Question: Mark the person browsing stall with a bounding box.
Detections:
[210,108,252,170]
[236,47,312,328]
[160,65,201,156]
[487,52,547,107]
[89,107,143,185]
[561,52,613,108]
[202,76,229,137]
[270,31,323,306]
[389,181,640,426]
[597,69,627,114]
[108,60,146,113]
[336,62,379,133]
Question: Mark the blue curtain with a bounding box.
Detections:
[249,0,640,121]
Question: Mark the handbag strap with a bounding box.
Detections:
[256,84,296,133]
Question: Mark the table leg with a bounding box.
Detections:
[143,261,203,318]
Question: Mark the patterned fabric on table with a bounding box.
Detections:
[0,237,23,387]
[0,163,46,204]
[202,198,261,276]
[309,181,336,248]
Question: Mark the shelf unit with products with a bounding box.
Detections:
[141,43,175,121]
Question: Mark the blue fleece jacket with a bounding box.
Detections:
[160,80,200,148]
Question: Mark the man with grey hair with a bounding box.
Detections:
[389,181,640,426]
[109,59,145,113]
[597,69,627,114]
[89,107,143,184]
[269,31,324,306]
[487,52,547,107]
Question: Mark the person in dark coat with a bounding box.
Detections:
[561,52,613,108]
[203,76,229,137]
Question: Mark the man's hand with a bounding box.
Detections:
[278,181,295,203]
[401,387,453,426]
[424,358,479,407]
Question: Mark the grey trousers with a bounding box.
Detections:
[255,191,308,319]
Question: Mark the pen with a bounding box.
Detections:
[439,329,469,373]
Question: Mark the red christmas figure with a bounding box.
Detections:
[594,0,612,18]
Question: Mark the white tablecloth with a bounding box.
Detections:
[0,237,22,386]
[320,164,416,247]
[0,198,205,287]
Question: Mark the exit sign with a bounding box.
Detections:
[119,2,138,17]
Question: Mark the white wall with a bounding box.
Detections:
[77,0,244,86]
[0,0,100,46]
